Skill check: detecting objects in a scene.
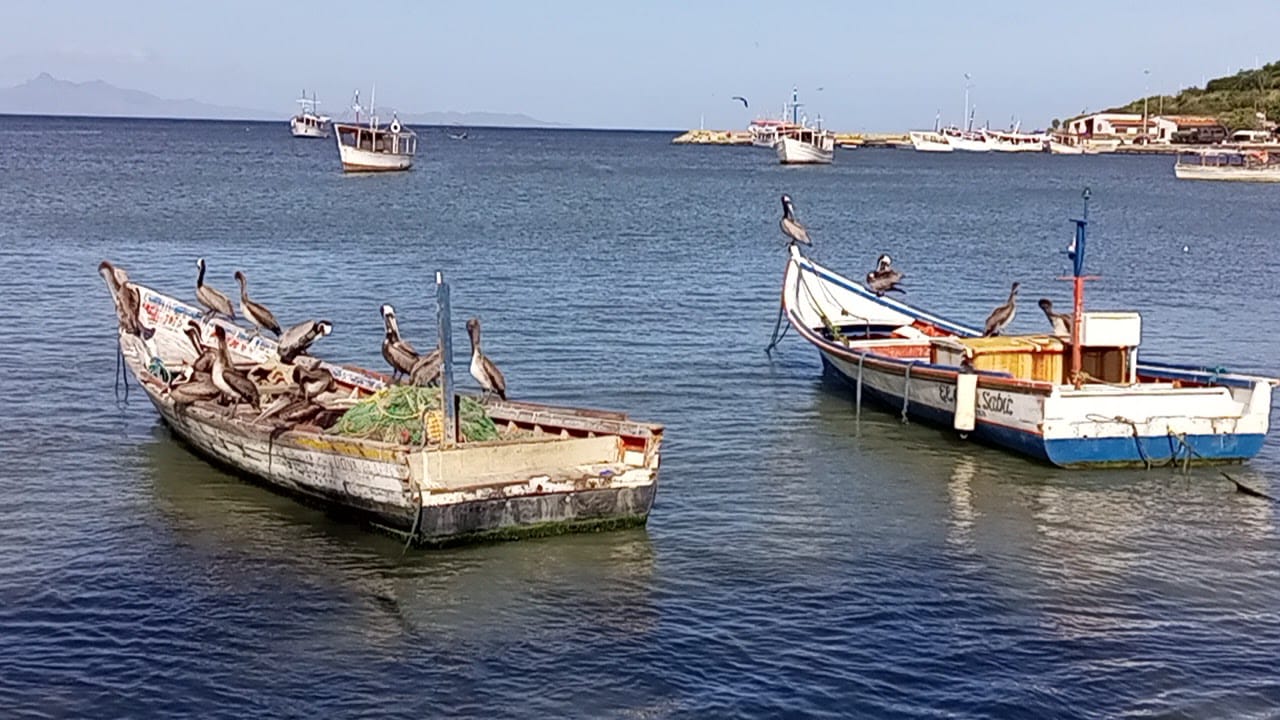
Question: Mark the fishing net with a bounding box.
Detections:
[334,386,500,445]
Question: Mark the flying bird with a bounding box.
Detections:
[731,96,749,109]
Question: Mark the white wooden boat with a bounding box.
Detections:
[102,267,662,546]
[1174,149,1280,182]
[775,127,835,164]
[749,119,801,148]
[1047,136,1086,155]
[940,126,991,152]
[983,128,1046,152]
[909,130,954,153]
[333,89,416,172]
[775,191,1277,468]
[289,91,330,138]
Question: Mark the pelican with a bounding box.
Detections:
[211,325,260,414]
[98,260,151,338]
[467,317,506,401]
[195,258,235,319]
[168,374,221,412]
[779,194,812,246]
[1038,298,1073,338]
[184,321,216,373]
[233,271,281,337]
[865,254,906,296]
[379,304,420,380]
[983,282,1020,337]
[408,347,442,387]
[277,320,332,363]
[292,362,335,400]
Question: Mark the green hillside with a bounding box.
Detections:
[1108,62,1280,131]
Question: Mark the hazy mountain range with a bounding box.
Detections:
[0,73,560,127]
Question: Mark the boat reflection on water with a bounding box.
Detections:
[138,425,659,645]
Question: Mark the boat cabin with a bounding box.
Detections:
[335,123,417,156]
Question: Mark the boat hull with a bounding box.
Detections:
[337,143,414,172]
[943,135,991,152]
[781,247,1276,468]
[775,136,834,164]
[1047,141,1084,155]
[1174,164,1280,182]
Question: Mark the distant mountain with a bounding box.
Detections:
[0,73,562,127]
[0,73,270,120]
[399,110,563,128]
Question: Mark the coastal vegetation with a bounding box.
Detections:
[1109,61,1280,131]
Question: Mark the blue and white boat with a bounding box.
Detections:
[777,191,1277,468]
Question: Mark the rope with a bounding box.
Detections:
[335,386,498,445]
[855,353,864,426]
[765,303,790,354]
[901,362,913,424]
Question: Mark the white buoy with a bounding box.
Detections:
[1182,245,1189,253]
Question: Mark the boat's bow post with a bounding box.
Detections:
[435,271,457,447]
[1067,187,1091,388]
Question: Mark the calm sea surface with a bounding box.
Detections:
[1,116,1279,719]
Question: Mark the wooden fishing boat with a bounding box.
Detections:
[103,268,662,546]
[775,190,1277,468]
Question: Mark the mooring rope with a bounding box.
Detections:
[855,353,864,426]
[901,362,913,424]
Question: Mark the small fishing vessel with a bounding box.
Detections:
[1174,149,1280,182]
[775,125,836,164]
[1046,133,1087,155]
[332,89,417,172]
[940,125,991,152]
[289,90,330,139]
[909,130,954,153]
[102,267,662,546]
[773,190,1277,468]
[983,127,1047,152]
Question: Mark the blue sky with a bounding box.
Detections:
[2,0,1278,130]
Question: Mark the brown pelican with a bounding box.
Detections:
[779,194,812,246]
[983,282,1021,337]
[98,260,152,338]
[292,362,335,400]
[865,254,906,296]
[233,270,281,337]
[211,325,260,413]
[195,258,235,320]
[277,320,332,363]
[184,321,216,373]
[1038,298,1073,338]
[408,347,442,387]
[467,317,506,400]
[168,374,221,412]
[380,304,420,380]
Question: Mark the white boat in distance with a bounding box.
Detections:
[749,119,802,148]
[940,125,991,152]
[984,128,1046,152]
[333,89,416,172]
[775,126,836,164]
[775,190,1277,468]
[289,90,330,138]
[909,130,954,152]
[1175,149,1280,182]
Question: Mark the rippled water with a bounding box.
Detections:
[1,115,1279,718]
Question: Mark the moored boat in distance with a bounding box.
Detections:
[289,90,330,138]
[909,130,954,152]
[101,267,663,546]
[984,127,1047,152]
[940,125,991,152]
[1174,148,1280,182]
[333,89,417,172]
[775,125,835,164]
[775,190,1277,468]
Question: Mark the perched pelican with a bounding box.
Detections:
[168,374,221,412]
[408,347,442,387]
[379,304,420,380]
[779,194,812,246]
[98,260,151,338]
[211,325,260,413]
[277,320,332,363]
[233,270,281,337]
[195,258,235,319]
[983,282,1021,337]
[184,321,216,373]
[292,362,335,400]
[467,317,506,401]
[865,254,906,296]
[1038,298,1073,338]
